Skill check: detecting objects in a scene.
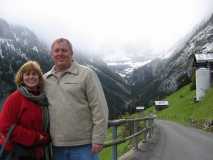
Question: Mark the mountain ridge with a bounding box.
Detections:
[0,18,132,117]
[130,14,213,106]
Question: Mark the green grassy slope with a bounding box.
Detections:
[101,84,213,159]
[150,84,213,131]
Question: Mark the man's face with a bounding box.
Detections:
[51,42,73,70]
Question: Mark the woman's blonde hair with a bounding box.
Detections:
[15,61,44,89]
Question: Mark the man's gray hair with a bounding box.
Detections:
[51,38,73,54]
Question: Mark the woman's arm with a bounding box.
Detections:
[0,94,49,146]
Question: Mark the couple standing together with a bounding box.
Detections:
[0,38,109,160]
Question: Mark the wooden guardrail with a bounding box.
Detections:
[103,115,156,160]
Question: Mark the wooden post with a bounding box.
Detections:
[112,126,118,160]
[148,119,151,139]
[144,120,149,143]
[128,121,133,136]
[133,121,139,150]
[150,119,154,138]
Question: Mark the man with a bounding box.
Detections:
[44,38,109,160]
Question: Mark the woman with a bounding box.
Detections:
[0,61,50,160]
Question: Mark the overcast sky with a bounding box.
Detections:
[1,0,213,61]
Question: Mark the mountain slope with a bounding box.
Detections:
[0,18,132,117]
[130,14,213,106]
[155,84,213,131]
[0,18,51,103]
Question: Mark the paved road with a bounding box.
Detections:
[121,120,213,160]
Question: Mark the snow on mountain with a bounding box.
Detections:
[107,59,152,78]
[130,14,213,106]
[0,18,133,116]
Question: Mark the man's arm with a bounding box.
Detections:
[85,69,109,152]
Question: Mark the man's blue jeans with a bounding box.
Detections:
[53,144,100,160]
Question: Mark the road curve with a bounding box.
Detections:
[144,120,213,160]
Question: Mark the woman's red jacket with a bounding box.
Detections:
[0,90,48,160]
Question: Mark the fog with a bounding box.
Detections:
[1,0,213,61]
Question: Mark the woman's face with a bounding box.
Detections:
[23,70,40,91]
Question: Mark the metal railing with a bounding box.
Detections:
[103,115,156,160]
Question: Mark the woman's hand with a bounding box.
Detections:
[38,132,49,144]
[39,134,44,140]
